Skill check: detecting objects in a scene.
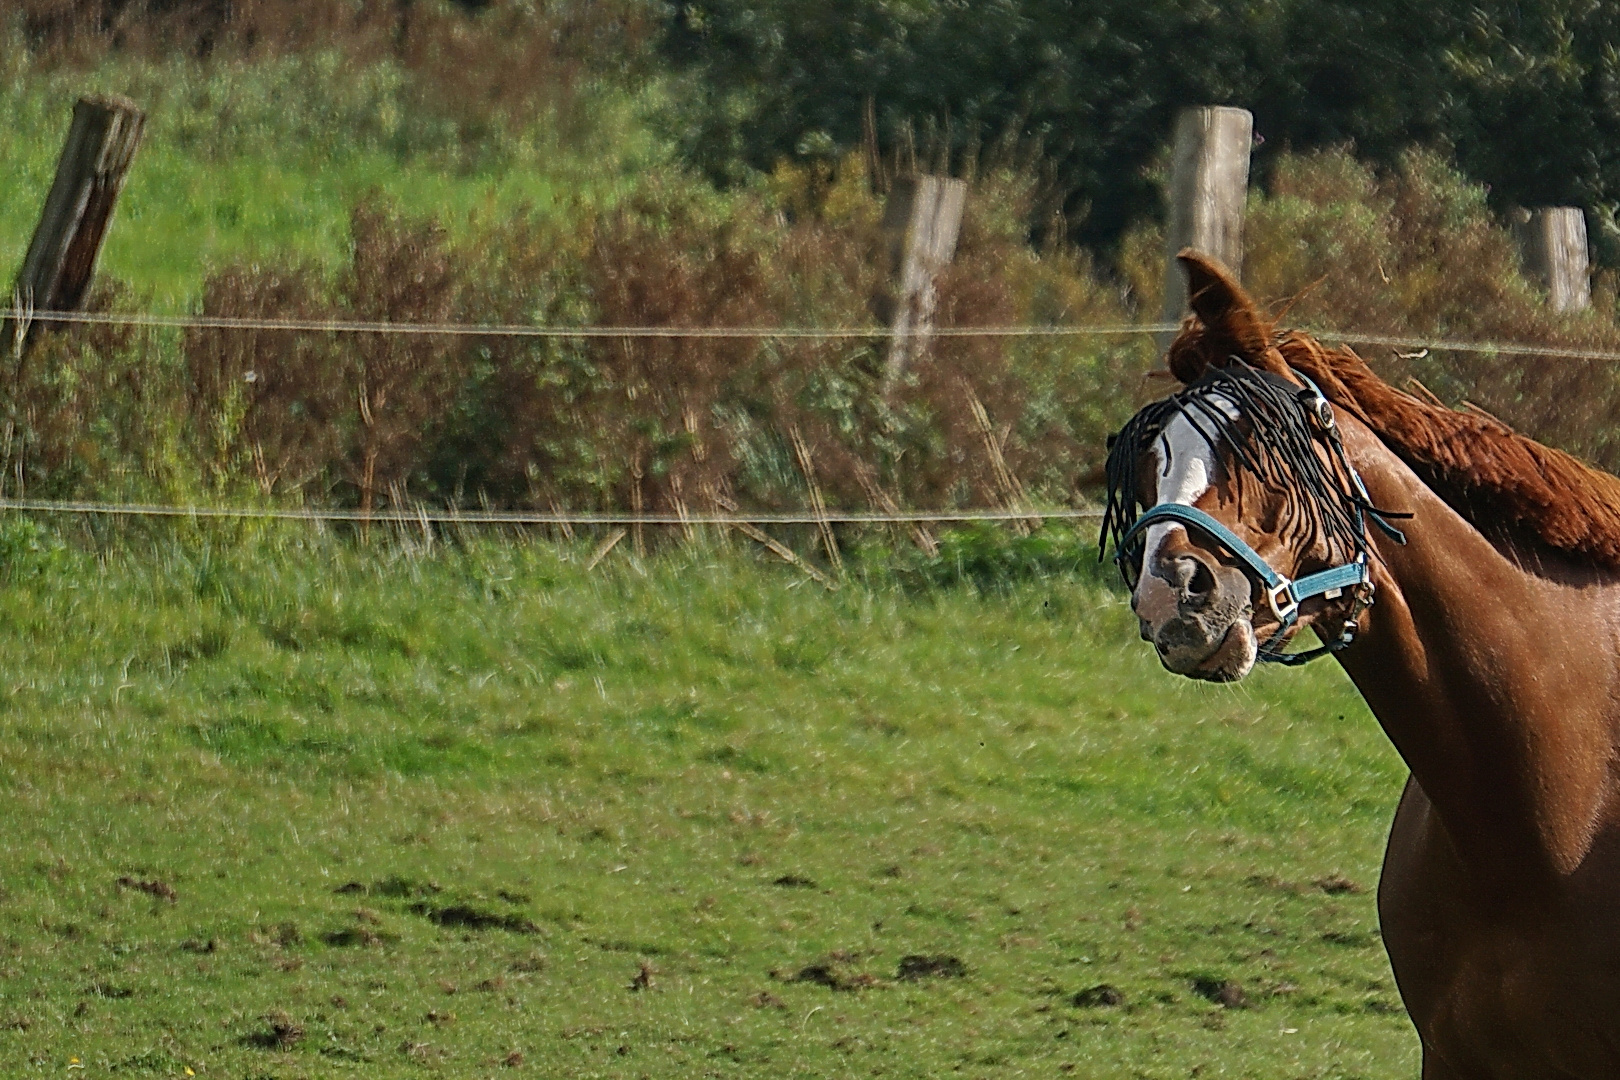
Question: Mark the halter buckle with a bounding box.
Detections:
[1266,580,1299,625]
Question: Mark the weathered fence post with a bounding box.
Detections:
[880,174,967,391]
[4,94,145,358]
[1512,207,1590,313]
[1159,106,1253,335]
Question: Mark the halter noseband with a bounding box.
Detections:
[1106,365,1407,666]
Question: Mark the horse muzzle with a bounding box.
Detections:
[1132,548,1258,682]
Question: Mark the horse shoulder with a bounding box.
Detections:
[1382,776,1620,1078]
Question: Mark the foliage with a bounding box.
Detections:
[0,524,1414,1077]
[878,522,1111,593]
[8,0,652,95]
[6,11,1620,520]
[0,18,666,308]
[18,140,1620,527]
[0,282,183,502]
[170,171,1143,520]
[0,515,70,580]
[664,0,1620,261]
[1237,148,1620,472]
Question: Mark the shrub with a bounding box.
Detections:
[26,142,1620,548]
[185,200,470,509]
[171,164,1139,528]
[1240,148,1620,470]
[1,282,179,500]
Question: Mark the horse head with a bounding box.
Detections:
[1101,251,1400,681]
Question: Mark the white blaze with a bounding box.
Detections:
[1132,393,1257,680]
[1139,403,1231,575]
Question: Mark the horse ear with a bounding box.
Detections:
[1173,249,1288,376]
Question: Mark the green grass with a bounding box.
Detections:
[0,54,671,310]
[0,521,1416,1077]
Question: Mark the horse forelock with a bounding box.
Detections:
[1104,361,1370,578]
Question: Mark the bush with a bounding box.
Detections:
[18,137,1620,548]
[1239,148,1620,471]
[0,515,71,581]
[0,282,181,501]
[7,0,651,127]
[175,165,1141,525]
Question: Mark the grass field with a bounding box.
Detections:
[0,521,1417,1078]
[0,56,666,310]
[2,49,1416,1076]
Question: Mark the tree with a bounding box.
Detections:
[664,0,1620,261]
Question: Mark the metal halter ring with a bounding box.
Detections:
[1296,385,1335,430]
[1266,580,1299,625]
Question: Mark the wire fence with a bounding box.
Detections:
[0,499,1102,526]
[9,307,1620,363]
[15,309,1176,339]
[7,306,1618,530]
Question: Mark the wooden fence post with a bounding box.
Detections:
[880,174,967,391]
[4,94,146,358]
[1512,207,1590,313]
[1159,106,1253,335]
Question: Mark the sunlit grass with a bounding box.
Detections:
[0,521,1415,1077]
[0,54,670,310]
[0,52,1418,1069]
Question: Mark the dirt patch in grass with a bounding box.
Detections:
[1191,977,1249,1009]
[779,959,880,991]
[771,874,817,888]
[322,926,398,947]
[1072,983,1124,1008]
[243,1011,304,1049]
[896,954,967,981]
[409,903,541,933]
[116,876,177,902]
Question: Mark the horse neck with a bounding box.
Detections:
[1336,417,1620,879]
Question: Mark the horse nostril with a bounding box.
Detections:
[1185,559,1215,600]
[1164,555,1217,605]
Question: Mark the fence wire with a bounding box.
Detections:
[0,499,1102,526]
[15,309,1175,339]
[7,307,1616,528]
[16,307,1620,362]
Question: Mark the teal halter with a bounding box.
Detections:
[1119,502,1371,624]
[1104,365,1407,666]
[1117,502,1372,665]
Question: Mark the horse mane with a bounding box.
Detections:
[1167,250,1620,570]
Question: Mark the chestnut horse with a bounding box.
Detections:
[1104,251,1620,1079]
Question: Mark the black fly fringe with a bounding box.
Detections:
[1100,361,1378,580]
